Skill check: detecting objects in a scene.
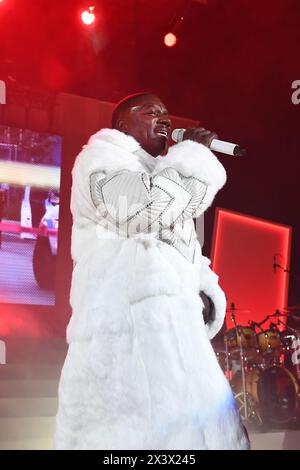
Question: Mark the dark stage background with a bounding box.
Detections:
[0,0,299,334]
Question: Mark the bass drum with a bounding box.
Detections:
[232,366,299,425]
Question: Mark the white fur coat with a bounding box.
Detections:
[55,129,249,450]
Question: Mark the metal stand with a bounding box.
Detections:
[225,307,249,420]
[237,325,248,420]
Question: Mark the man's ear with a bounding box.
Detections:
[116,119,128,134]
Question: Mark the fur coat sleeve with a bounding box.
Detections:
[156,139,227,339]
[200,256,227,339]
[155,139,227,216]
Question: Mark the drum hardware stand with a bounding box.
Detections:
[228,309,249,421]
[238,327,249,421]
[224,302,239,379]
[224,308,300,426]
[224,336,231,380]
[250,320,265,333]
[234,391,262,425]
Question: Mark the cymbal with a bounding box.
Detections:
[281,310,300,317]
[285,304,300,312]
[289,314,300,321]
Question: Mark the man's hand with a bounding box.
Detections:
[200,291,216,325]
[182,127,218,148]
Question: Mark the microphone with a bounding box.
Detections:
[171,128,246,157]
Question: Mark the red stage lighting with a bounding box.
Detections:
[81,6,96,25]
[164,32,177,48]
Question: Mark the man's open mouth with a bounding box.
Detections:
[156,127,169,137]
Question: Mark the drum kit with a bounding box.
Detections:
[216,304,300,427]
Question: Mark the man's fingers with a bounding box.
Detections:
[182,127,218,148]
[198,130,211,136]
[208,132,219,142]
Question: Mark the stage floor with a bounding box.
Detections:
[248,428,300,450]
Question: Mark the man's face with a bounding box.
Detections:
[119,95,171,157]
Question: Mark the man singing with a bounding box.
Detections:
[55,92,249,450]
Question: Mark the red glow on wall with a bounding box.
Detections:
[211,208,292,330]
[40,57,69,90]
[164,32,177,48]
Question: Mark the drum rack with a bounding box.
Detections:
[222,309,300,427]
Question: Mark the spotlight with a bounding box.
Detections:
[81,6,96,25]
[164,32,177,48]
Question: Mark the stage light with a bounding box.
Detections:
[81,6,96,25]
[164,32,177,48]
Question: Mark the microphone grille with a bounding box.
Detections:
[171,128,185,143]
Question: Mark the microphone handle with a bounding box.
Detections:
[210,139,245,157]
